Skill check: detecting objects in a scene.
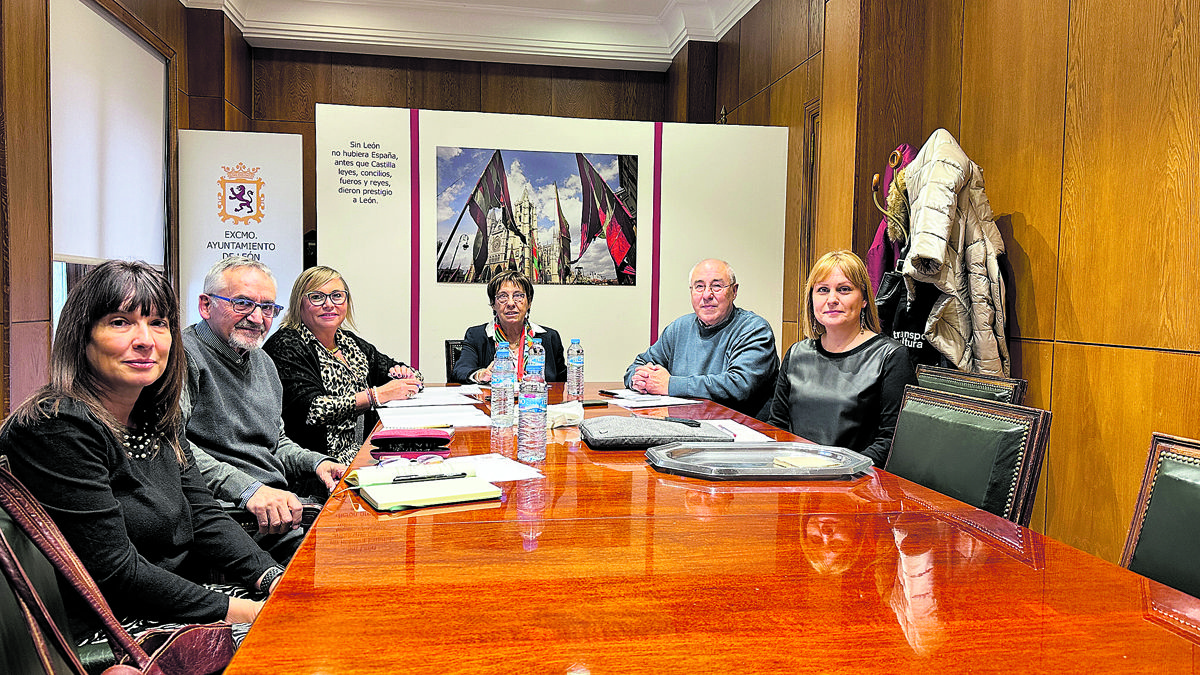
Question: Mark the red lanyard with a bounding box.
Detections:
[494,321,534,375]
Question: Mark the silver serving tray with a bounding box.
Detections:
[645,442,873,481]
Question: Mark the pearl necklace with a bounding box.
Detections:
[121,429,158,460]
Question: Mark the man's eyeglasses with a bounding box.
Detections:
[690,282,732,295]
[208,294,284,318]
[494,292,527,304]
[306,290,349,306]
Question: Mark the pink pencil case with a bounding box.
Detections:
[368,428,454,460]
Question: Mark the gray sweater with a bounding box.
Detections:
[624,306,779,418]
[182,320,332,504]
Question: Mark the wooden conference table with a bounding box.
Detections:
[227,384,1200,673]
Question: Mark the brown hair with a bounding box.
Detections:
[801,250,881,340]
[3,260,187,462]
[486,270,534,305]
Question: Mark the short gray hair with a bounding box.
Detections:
[202,256,276,295]
[689,259,737,286]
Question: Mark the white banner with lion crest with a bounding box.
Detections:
[179,130,303,329]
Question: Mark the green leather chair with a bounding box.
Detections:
[915,364,1028,405]
[1121,433,1200,599]
[885,386,1051,527]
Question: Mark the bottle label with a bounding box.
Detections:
[519,392,546,413]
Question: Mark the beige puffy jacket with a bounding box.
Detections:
[901,129,1009,375]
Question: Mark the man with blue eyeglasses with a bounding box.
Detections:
[181,256,346,562]
[624,258,779,419]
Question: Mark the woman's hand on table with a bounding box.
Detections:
[376,377,421,404]
[472,363,494,384]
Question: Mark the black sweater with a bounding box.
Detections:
[0,400,276,626]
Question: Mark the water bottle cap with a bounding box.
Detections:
[570,338,580,344]
[533,338,542,344]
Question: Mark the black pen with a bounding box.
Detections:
[391,472,467,484]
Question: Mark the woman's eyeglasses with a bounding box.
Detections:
[494,292,527,304]
[306,291,349,306]
[208,294,284,318]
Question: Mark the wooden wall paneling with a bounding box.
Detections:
[551,67,621,120]
[224,100,249,131]
[408,58,481,112]
[682,41,718,123]
[185,8,223,98]
[3,0,51,325]
[479,63,553,116]
[1008,338,1054,534]
[853,0,930,256]
[737,89,770,127]
[960,0,1067,342]
[781,321,799,355]
[330,53,410,108]
[252,48,332,123]
[8,322,50,411]
[769,65,809,326]
[737,0,773,105]
[716,22,740,115]
[769,0,810,86]
[814,0,860,254]
[808,0,824,59]
[918,0,961,139]
[223,15,250,118]
[187,95,224,130]
[667,46,688,122]
[251,120,316,235]
[614,70,667,122]
[1060,0,1200,350]
[1047,344,1200,563]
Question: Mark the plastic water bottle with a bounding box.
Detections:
[491,345,514,427]
[566,338,585,400]
[517,341,547,462]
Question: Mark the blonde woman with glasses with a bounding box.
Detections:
[263,266,422,464]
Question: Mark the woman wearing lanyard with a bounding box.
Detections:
[451,270,566,384]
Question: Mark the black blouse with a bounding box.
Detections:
[766,334,916,466]
[0,399,277,627]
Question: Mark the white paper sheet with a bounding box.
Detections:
[443,453,544,482]
[381,389,481,408]
[376,405,490,428]
[609,395,699,409]
[707,419,775,443]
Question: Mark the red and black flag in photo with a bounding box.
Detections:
[574,153,636,283]
[466,150,525,275]
[554,182,573,281]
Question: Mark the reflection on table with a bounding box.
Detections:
[225,384,1200,674]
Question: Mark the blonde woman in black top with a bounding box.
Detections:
[264,266,422,464]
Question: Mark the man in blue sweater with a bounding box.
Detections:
[625,259,779,419]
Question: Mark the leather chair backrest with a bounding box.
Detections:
[1121,434,1200,599]
[445,339,467,381]
[915,364,1028,405]
[1,508,76,674]
[885,386,1051,526]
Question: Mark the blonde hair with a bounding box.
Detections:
[801,250,881,340]
[278,266,356,332]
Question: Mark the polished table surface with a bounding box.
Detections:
[226,384,1200,673]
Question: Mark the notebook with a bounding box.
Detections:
[359,477,501,511]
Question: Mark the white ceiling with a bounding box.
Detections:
[180,0,758,72]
